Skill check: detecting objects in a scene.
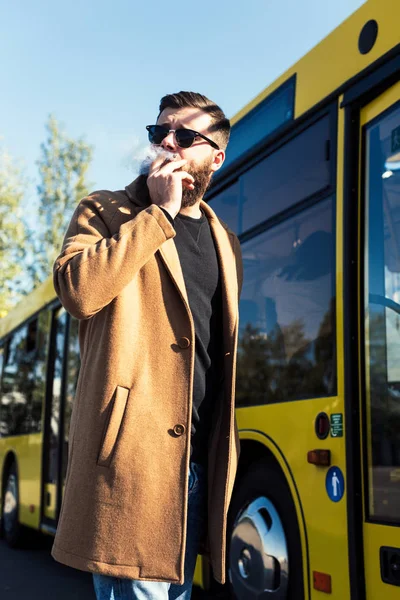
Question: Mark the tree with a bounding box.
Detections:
[0,146,29,317]
[29,115,93,285]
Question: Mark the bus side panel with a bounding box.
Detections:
[0,433,42,530]
[237,401,350,600]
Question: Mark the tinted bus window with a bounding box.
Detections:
[45,308,67,486]
[0,345,4,388]
[364,103,400,524]
[1,325,30,435]
[240,116,331,233]
[222,78,295,171]
[31,310,51,433]
[0,313,50,436]
[236,197,336,406]
[208,180,240,234]
[62,317,80,482]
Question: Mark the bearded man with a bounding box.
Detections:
[51,91,243,600]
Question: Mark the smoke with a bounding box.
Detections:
[139,146,178,175]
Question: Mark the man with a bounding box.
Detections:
[51,91,243,600]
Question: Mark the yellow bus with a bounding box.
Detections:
[0,277,80,544]
[1,0,400,598]
[198,0,400,597]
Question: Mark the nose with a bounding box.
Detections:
[161,130,178,151]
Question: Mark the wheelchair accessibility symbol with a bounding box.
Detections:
[326,466,345,502]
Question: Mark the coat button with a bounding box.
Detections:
[173,424,186,436]
[178,337,190,349]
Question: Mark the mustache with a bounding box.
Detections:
[139,146,178,175]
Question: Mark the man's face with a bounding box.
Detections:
[155,106,225,206]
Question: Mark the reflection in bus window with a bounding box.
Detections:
[47,309,67,483]
[0,313,50,437]
[32,311,51,432]
[1,326,30,435]
[364,103,400,524]
[0,345,4,389]
[236,197,336,406]
[208,180,240,234]
[62,317,80,482]
[240,116,331,233]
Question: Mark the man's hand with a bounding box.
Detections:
[146,154,195,219]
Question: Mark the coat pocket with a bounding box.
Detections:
[97,386,130,468]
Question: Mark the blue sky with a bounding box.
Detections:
[0,0,365,201]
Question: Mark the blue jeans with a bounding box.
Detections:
[93,462,207,600]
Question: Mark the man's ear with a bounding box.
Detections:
[210,149,225,172]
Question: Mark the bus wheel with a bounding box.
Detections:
[227,459,304,600]
[2,464,23,548]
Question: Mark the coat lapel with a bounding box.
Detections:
[201,201,238,345]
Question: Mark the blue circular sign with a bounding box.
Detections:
[325,466,345,502]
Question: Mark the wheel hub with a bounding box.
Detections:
[229,496,289,599]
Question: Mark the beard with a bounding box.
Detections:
[181,155,214,208]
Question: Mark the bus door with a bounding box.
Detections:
[42,306,80,531]
[361,81,400,598]
[42,306,68,528]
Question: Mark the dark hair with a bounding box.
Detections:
[158,91,230,150]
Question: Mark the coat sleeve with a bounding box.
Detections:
[53,195,176,320]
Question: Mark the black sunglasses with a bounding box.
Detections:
[146,125,219,150]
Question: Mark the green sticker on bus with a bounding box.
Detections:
[331,413,343,437]
[392,125,400,153]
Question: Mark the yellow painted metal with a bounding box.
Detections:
[360,82,400,125]
[236,397,349,600]
[0,433,42,530]
[231,0,398,127]
[193,556,204,589]
[359,81,400,600]
[43,483,57,520]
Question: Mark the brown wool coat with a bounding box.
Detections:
[51,176,243,585]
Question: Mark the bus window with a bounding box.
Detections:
[236,196,336,406]
[62,317,80,483]
[0,344,4,388]
[221,77,295,171]
[45,308,68,494]
[0,313,50,436]
[1,325,30,435]
[27,319,38,354]
[364,102,400,524]
[31,311,51,433]
[240,115,331,234]
[208,180,240,234]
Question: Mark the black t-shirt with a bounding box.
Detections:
[171,211,223,465]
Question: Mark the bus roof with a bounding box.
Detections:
[231,0,396,126]
[0,276,57,341]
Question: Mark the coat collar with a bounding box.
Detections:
[125,178,238,342]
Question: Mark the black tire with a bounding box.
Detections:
[226,458,305,600]
[1,463,24,548]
